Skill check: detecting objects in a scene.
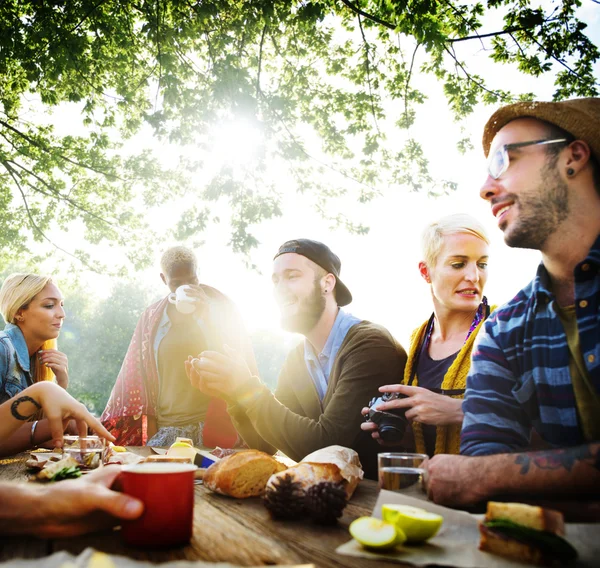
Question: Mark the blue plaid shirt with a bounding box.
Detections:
[461,234,600,456]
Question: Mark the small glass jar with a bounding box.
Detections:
[62,435,106,470]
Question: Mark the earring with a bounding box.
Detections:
[567,168,575,176]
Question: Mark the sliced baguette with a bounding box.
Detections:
[203,450,286,498]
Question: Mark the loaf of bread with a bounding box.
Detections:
[203,450,287,498]
[266,445,363,499]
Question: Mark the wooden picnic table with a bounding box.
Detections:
[0,447,413,567]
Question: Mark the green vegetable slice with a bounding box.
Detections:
[50,466,82,482]
[484,519,578,562]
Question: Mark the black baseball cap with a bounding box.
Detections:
[273,238,352,306]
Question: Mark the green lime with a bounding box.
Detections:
[349,516,406,550]
[382,504,443,543]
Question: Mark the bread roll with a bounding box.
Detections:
[203,450,287,498]
[266,445,363,499]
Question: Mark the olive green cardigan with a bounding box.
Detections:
[228,321,407,479]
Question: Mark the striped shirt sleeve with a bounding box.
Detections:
[460,315,532,456]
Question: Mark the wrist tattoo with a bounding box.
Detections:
[515,444,598,475]
[10,396,42,421]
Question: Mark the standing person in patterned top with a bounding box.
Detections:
[361,214,495,456]
[101,246,257,448]
[425,98,600,509]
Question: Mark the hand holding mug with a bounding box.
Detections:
[168,285,210,315]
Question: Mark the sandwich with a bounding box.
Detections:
[479,502,577,566]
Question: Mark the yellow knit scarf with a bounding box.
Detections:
[402,307,496,455]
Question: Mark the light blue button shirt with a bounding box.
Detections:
[304,309,361,402]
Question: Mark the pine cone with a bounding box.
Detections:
[263,473,306,520]
[305,481,347,525]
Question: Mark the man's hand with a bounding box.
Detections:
[5,466,144,538]
[360,406,415,448]
[185,284,211,317]
[186,345,252,396]
[39,349,69,388]
[373,384,463,426]
[424,454,491,507]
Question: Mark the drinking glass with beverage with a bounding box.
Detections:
[378,453,428,491]
[62,435,106,470]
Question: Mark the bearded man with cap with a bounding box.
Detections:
[424,98,600,512]
[186,239,407,479]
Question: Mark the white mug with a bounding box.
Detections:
[168,285,196,314]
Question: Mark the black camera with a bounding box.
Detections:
[365,392,408,443]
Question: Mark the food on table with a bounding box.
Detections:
[50,465,82,482]
[349,516,406,550]
[381,504,443,543]
[204,450,287,498]
[264,445,363,522]
[32,456,80,481]
[104,444,145,465]
[166,440,197,463]
[210,446,237,459]
[479,501,578,566]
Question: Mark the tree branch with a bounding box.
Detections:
[256,24,267,101]
[357,14,381,135]
[0,119,121,180]
[443,45,511,101]
[339,0,396,31]
[2,161,99,271]
[3,158,117,228]
[447,27,529,43]
[403,42,420,127]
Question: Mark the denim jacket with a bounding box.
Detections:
[0,323,33,404]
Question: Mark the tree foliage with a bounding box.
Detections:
[0,0,597,269]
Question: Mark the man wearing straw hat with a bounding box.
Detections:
[425,98,600,508]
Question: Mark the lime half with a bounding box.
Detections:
[382,504,443,543]
[349,516,406,550]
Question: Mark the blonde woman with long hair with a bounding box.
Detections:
[0,273,71,454]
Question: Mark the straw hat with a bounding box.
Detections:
[482,98,600,162]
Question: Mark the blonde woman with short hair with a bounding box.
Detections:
[0,273,71,455]
[363,214,496,456]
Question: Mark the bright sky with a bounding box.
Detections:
[27,1,599,349]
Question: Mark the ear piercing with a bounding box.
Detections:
[567,168,575,176]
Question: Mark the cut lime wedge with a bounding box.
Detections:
[382,504,443,543]
[349,516,406,549]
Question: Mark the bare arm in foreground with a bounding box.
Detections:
[425,443,600,507]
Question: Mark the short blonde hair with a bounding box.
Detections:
[0,273,57,383]
[422,214,490,267]
[160,246,197,275]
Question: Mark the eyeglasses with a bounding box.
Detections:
[487,138,568,180]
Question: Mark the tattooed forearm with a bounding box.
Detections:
[515,444,598,475]
[10,396,42,421]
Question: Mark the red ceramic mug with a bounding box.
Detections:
[120,462,197,547]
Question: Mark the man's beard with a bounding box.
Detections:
[280,281,326,334]
[503,159,570,251]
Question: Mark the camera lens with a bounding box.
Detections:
[378,423,406,442]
